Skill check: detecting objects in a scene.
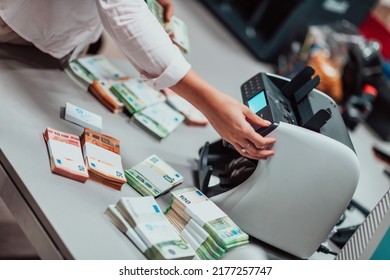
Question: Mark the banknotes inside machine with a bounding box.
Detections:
[80,128,127,190]
[165,187,249,259]
[125,154,183,197]
[43,127,89,183]
[106,196,196,260]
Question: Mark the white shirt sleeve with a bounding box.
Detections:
[96,0,191,90]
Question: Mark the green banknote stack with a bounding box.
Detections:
[110,79,166,114]
[133,102,185,139]
[108,196,196,260]
[165,187,249,259]
[165,206,226,260]
[65,55,128,89]
[125,154,183,197]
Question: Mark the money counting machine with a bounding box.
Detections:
[198,67,360,258]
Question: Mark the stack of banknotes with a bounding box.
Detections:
[65,55,192,138]
[133,102,185,139]
[65,55,128,113]
[125,154,183,197]
[110,79,166,114]
[89,80,124,113]
[80,128,127,190]
[145,0,190,53]
[65,55,128,89]
[165,206,226,260]
[43,127,89,183]
[162,88,208,126]
[106,196,196,260]
[170,16,191,54]
[165,187,249,259]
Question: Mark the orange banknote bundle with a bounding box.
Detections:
[88,80,124,114]
[80,128,127,190]
[43,127,89,183]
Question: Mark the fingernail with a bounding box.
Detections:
[264,120,272,126]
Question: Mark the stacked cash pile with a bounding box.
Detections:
[65,59,95,89]
[165,187,249,259]
[65,55,127,113]
[146,0,190,53]
[80,128,126,190]
[89,80,124,113]
[65,55,128,88]
[106,196,195,260]
[133,102,184,139]
[66,55,128,87]
[162,88,208,126]
[43,127,89,183]
[165,206,225,260]
[170,16,191,54]
[125,154,183,197]
[110,79,166,114]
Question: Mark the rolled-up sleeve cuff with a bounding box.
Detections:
[142,50,191,90]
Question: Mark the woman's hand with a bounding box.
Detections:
[157,0,174,22]
[172,70,276,160]
[205,94,275,160]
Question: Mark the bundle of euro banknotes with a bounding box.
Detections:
[44,127,127,190]
[65,55,128,89]
[65,55,128,113]
[110,79,166,114]
[43,127,89,183]
[165,187,249,260]
[89,80,124,113]
[80,128,127,190]
[125,154,183,197]
[145,0,190,53]
[108,78,185,138]
[133,102,185,139]
[65,52,205,140]
[162,88,208,126]
[106,196,196,260]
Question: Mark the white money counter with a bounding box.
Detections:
[0,1,389,260]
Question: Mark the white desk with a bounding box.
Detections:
[0,0,388,260]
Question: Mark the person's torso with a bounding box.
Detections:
[0,0,103,58]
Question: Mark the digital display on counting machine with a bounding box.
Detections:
[248,90,267,113]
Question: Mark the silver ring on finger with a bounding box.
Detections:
[241,143,250,153]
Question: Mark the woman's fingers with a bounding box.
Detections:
[157,0,174,22]
[233,139,275,160]
[244,107,272,127]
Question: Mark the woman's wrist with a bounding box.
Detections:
[170,69,225,115]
